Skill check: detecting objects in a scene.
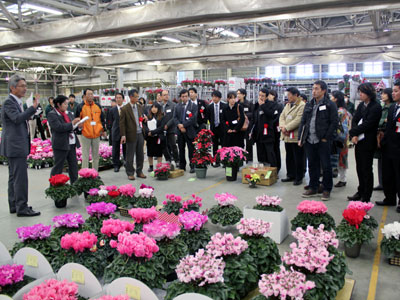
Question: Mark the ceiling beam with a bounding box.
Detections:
[0,2,21,29]
[259,23,285,38]
[33,0,95,16]
[0,49,89,65]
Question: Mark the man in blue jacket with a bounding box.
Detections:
[298,80,338,201]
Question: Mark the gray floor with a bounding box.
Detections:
[0,144,399,300]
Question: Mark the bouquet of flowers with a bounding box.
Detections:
[208,193,243,226]
[178,211,211,255]
[73,168,104,196]
[381,221,400,258]
[128,206,158,232]
[180,194,202,213]
[347,201,378,230]
[154,162,171,179]
[51,213,85,238]
[84,202,118,235]
[191,129,214,169]
[291,200,336,231]
[163,194,183,215]
[244,173,261,187]
[23,279,79,300]
[253,194,283,212]
[0,264,33,297]
[135,185,157,208]
[215,146,248,168]
[45,174,77,208]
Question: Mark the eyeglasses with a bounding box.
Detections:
[16,84,27,88]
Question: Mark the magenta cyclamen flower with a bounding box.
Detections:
[78,168,99,178]
[143,220,181,241]
[119,184,136,197]
[88,188,99,196]
[182,194,203,209]
[23,279,78,300]
[347,201,374,212]
[101,219,135,238]
[256,194,282,206]
[128,207,158,224]
[206,233,248,257]
[179,211,208,231]
[176,249,225,287]
[237,218,272,236]
[52,213,85,228]
[61,231,97,253]
[16,224,51,242]
[297,200,328,214]
[94,296,130,300]
[164,194,182,203]
[258,266,316,299]
[109,232,159,258]
[86,202,117,218]
[214,192,238,206]
[0,264,24,287]
[292,225,339,249]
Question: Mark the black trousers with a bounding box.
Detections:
[245,130,253,162]
[256,141,277,167]
[355,146,375,202]
[212,126,225,157]
[35,118,46,140]
[305,141,333,192]
[8,157,29,213]
[51,145,79,184]
[274,135,281,172]
[285,142,305,181]
[112,137,126,168]
[382,155,400,206]
[163,133,179,163]
[178,132,194,169]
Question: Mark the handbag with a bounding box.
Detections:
[237,105,249,132]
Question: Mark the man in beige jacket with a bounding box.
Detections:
[280,87,306,185]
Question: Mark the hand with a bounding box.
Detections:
[377,131,384,148]
[32,97,38,109]
[143,115,148,121]
[78,123,83,129]
[164,125,168,130]
[351,136,358,144]
[148,132,152,136]
[321,138,327,142]
[72,118,80,125]
[281,127,287,134]
[178,124,184,130]
[121,136,126,144]
[102,131,107,138]
[180,127,186,133]
[298,141,302,147]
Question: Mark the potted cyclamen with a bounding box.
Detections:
[215,146,248,181]
[73,168,104,199]
[291,200,336,231]
[163,194,183,215]
[51,213,85,238]
[337,208,375,258]
[208,193,243,227]
[117,184,136,208]
[178,211,211,255]
[191,129,214,179]
[244,194,289,244]
[23,278,81,300]
[347,201,378,230]
[128,206,158,233]
[165,249,230,300]
[0,264,35,297]
[154,162,171,180]
[381,221,400,264]
[45,174,77,208]
[83,202,118,235]
[180,194,203,213]
[135,184,157,208]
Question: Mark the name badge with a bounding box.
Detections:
[244,107,249,112]
[232,120,238,124]
[201,106,205,110]
[397,122,400,127]
[166,109,171,113]
[90,121,96,126]
[220,109,223,113]
[358,119,363,126]
[274,110,278,115]
[319,105,326,111]
[186,111,191,115]
[259,111,264,115]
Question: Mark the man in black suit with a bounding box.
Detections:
[0,74,40,217]
[109,93,126,172]
[348,83,382,203]
[376,81,400,212]
[237,88,254,162]
[206,90,226,167]
[161,89,179,166]
[174,89,198,173]
[189,87,208,132]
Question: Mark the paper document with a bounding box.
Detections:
[26,93,33,107]
[76,116,89,126]
[147,118,157,131]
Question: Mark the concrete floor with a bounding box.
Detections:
[0,143,399,300]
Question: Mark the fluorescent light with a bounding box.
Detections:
[386,45,393,49]
[24,3,63,15]
[100,53,112,57]
[190,43,200,47]
[220,30,239,38]
[68,49,89,54]
[161,36,181,43]
[147,61,161,65]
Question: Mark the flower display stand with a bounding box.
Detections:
[0,240,12,264]
[13,248,54,279]
[243,206,289,244]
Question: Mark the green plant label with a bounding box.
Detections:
[126,284,141,299]
[226,167,232,177]
[26,254,38,267]
[265,170,272,179]
[71,269,85,284]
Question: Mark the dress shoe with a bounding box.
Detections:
[302,189,318,198]
[304,185,310,190]
[148,166,153,172]
[189,168,195,174]
[17,208,40,217]
[10,206,32,214]
[293,180,303,186]
[334,181,347,188]
[375,200,396,206]
[321,191,330,201]
[347,193,361,201]
[128,175,135,180]
[396,206,400,213]
[137,173,147,179]
[114,167,120,172]
[373,185,383,191]
[281,177,294,182]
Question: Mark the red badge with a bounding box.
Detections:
[263,124,268,135]
[188,113,193,118]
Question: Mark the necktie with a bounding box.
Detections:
[215,103,219,126]
[394,105,400,120]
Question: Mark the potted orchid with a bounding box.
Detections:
[128,206,158,233]
[215,147,248,181]
[291,200,336,231]
[0,264,34,297]
[163,194,183,215]
[336,208,375,258]
[23,278,81,300]
[208,193,243,227]
[381,222,400,261]
[165,249,230,300]
[45,174,77,208]
[177,211,211,255]
[191,129,214,179]
[73,168,104,199]
[51,213,85,238]
[154,162,171,180]
[83,202,118,235]
[135,184,157,208]
[237,218,281,275]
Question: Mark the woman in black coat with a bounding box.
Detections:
[222,91,245,148]
[268,90,283,171]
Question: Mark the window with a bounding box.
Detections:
[364,62,383,75]
[265,65,281,78]
[329,63,346,75]
[296,64,313,77]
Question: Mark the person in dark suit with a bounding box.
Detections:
[120,89,147,180]
[189,87,208,132]
[376,81,400,212]
[108,93,126,172]
[268,90,284,172]
[47,95,81,186]
[222,91,245,148]
[106,99,117,146]
[347,83,382,203]
[0,74,40,217]
[174,89,198,173]
[207,90,227,167]
[237,88,254,162]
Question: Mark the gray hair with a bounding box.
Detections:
[8,74,26,92]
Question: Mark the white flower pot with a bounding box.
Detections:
[243,206,290,244]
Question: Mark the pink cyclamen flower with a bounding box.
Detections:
[256,194,282,206]
[142,219,181,241]
[128,207,158,224]
[52,213,85,228]
[214,192,238,206]
[292,224,339,249]
[110,232,159,258]
[179,211,208,231]
[16,224,51,242]
[0,264,24,287]
[86,202,117,218]
[206,232,248,257]
[61,231,97,253]
[101,219,135,238]
[119,184,136,197]
[78,168,99,178]
[237,218,272,236]
[347,201,374,212]
[23,279,78,300]
[297,200,328,214]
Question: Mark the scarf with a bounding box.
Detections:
[56,108,71,123]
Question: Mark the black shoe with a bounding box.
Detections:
[375,200,396,206]
[148,166,153,172]
[190,168,195,174]
[373,185,383,191]
[293,180,303,186]
[335,181,347,188]
[317,184,324,194]
[10,208,16,214]
[114,167,120,172]
[17,208,41,217]
[281,177,294,182]
[396,206,400,213]
[347,193,361,201]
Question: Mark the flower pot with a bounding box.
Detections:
[55,198,67,208]
[249,182,257,188]
[344,243,362,258]
[225,166,238,181]
[157,174,169,180]
[195,167,207,179]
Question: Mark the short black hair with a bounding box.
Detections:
[83,88,93,96]
[179,89,189,97]
[268,90,278,100]
[394,80,400,88]
[48,96,54,102]
[237,88,247,98]
[260,88,269,96]
[332,90,345,108]
[188,87,197,94]
[211,90,222,98]
[53,95,68,108]
[69,94,75,98]
[286,87,300,97]
[139,97,146,104]
[314,80,328,92]
[128,89,139,97]
[382,88,393,103]
[300,93,308,101]
[227,91,236,99]
[358,82,376,102]
[115,92,124,99]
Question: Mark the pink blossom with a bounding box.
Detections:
[78,168,99,178]
[143,220,181,241]
[101,219,135,237]
[237,218,272,236]
[138,188,154,198]
[86,202,117,217]
[292,225,339,249]
[347,201,374,212]
[128,207,158,224]
[256,194,282,207]
[0,264,24,287]
[61,231,97,253]
[206,233,248,257]
[165,194,182,203]
[23,279,78,300]
[214,192,238,206]
[119,184,136,197]
[296,200,328,214]
[110,232,159,258]
[52,213,85,228]
[179,211,208,231]
[16,224,51,242]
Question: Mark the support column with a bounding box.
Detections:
[227,68,232,78]
[116,67,124,90]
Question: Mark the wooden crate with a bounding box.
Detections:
[241,167,277,186]
[169,169,184,179]
[389,255,400,266]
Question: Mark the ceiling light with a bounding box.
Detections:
[24,4,63,15]
[147,61,161,65]
[68,49,89,54]
[100,53,112,57]
[161,36,181,43]
[386,45,393,49]
[190,43,200,47]
[221,30,239,38]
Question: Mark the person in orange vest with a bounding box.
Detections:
[77,88,106,171]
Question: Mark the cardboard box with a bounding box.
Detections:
[169,169,184,179]
[241,167,277,186]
